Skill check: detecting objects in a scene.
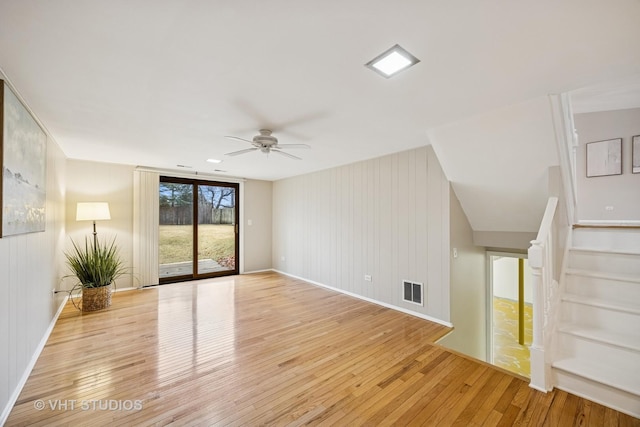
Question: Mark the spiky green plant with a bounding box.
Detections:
[65,236,126,288]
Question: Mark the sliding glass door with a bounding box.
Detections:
[197,183,237,275]
[159,177,239,283]
[158,181,194,280]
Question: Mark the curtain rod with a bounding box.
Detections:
[135,166,247,183]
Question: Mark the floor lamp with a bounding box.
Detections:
[76,202,111,247]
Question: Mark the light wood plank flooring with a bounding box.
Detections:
[7,272,639,426]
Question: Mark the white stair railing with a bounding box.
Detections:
[528,196,559,392]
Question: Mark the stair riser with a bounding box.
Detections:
[561,302,640,338]
[554,227,640,417]
[573,228,640,252]
[565,275,640,305]
[568,251,640,276]
[553,369,640,418]
[556,333,640,372]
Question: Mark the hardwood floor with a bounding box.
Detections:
[7,272,639,426]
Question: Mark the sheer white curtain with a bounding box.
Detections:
[133,169,159,287]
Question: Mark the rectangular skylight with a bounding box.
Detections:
[365,44,420,78]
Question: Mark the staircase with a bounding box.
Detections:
[552,226,640,417]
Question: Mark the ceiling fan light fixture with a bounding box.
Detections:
[365,44,420,78]
[224,129,308,160]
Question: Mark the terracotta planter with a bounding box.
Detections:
[82,284,112,312]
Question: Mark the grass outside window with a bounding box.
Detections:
[159,224,235,265]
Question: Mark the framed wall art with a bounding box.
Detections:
[586,138,622,178]
[1,80,47,237]
[633,135,640,174]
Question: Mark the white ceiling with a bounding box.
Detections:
[570,73,640,114]
[1,1,640,181]
[430,96,558,232]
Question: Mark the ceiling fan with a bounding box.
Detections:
[224,129,310,160]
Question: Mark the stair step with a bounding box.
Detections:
[554,227,640,417]
[565,272,640,307]
[553,357,640,397]
[563,293,640,316]
[572,227,640,252]
[574,221,640,228]
[561,296,640,338]
[570,247,640,256]
[556,330,640,378]
[565,268,640,284]
[553,358,640,417]
[568,249,640,276]
[558,324,640,353]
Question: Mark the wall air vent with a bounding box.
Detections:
[403,280,423,306]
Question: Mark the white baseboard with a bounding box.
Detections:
[1,294,69,426]
[242,268,274,275]
[114,286,139,293]
[272,269,453,328]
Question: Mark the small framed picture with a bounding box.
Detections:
[586,138,622,178]
[633,135,640,174]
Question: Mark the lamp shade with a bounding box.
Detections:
[76,202,111,221]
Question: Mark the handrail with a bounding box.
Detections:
[528,196,559,392]
[533,197,559,243]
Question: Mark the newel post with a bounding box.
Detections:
[528,240,550,392]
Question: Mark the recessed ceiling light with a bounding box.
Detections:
[365,44,420,78]
[207,158,222,164]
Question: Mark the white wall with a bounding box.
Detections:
[472,231,536,251]
[574,108,640,221]
[66,161,273,287]
[272,145,451,323]
[438,187,487,360]
[429,96,559,234]
[0,136,66,422]
[65,160,136,288]
[492,256,533,303]
[243,179,272,272]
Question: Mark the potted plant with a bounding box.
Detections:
[65,236,126,312]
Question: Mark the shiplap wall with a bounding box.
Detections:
[0,137,66,421]
[272,146,451,323]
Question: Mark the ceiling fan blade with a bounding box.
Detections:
[276,143,311,149]
[225,148,258,156]
[230,99,325,140]
[272,149,302,160]
[224,135,255,145]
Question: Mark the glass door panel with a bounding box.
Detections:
[159,177,239,284]
[159,182,194,280]
[197,184,237,274]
